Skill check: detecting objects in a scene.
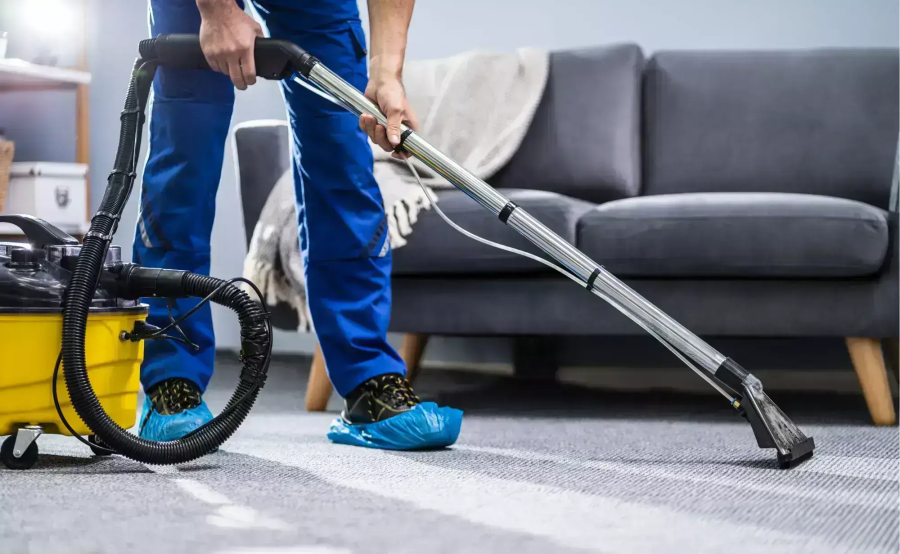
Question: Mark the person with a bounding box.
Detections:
[135,0,461,449]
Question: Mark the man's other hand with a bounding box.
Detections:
[197,0,263,90]
[360,58,419,160]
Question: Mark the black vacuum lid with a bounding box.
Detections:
[0,215,139,312]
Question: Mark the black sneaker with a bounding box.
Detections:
[341,373,421,425]
[146,377,203,416]
[138,378,215,443]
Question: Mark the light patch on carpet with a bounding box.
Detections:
[794,454,900,481]
[453,444,894,508]
[223,439,868,554]
[174,478,231,505]
[148,466,292,531]
[145,463,179,475]
[207,504,292,531]
[217,546,352,554]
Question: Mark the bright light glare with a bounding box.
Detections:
[18,0,79,42]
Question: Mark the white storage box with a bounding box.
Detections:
[4,162,87,228]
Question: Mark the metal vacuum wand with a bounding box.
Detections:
[303,62,815,469]
[306,63,728,376]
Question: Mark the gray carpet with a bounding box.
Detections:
[0,355,897,554]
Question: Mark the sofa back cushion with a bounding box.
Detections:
[643,49,899,208]
[491,44,644,204]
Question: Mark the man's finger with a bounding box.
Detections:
[227,58,247,90]
[205,54,220,73]
[208,55,224,74]
[359,114,374,133]
[362,115,378,142]
[373,125,392,153]
[241,52,257,86]
[385,104,404,147]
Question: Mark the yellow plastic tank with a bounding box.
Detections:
[0,307,147,436]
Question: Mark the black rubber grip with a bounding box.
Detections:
[498,202,518,224]
[586,268,600,290]
[144,34,209,70]
[399,129,413,147]
[392,129,414,155]
[142,34,318,80]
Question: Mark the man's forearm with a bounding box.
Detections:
[197,0,233,16]
[367,0,415,77]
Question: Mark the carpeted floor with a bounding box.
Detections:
[1,355,897,554]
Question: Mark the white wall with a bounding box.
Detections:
[381,0,899,56]
[74,0,900,361]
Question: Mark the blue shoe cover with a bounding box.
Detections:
[138,396,215,442]
[327,402,463,450]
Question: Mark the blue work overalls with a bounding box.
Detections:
[136,0,406,396]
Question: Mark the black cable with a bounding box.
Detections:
[167,298,199,351]
[144,278,244,340]
[53,276,271,456]
[52,351,117,455]
[150,332,198,349]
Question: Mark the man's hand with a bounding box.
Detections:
[362,0,417,160]
[197,0,263,90]
[360,58,419,160]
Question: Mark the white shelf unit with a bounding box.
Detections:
[0,58,91,91]
[0,55,92,239]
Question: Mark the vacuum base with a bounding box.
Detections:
[777,436,815,469]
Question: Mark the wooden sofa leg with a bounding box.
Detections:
[846,338,896,425]
[400,334,429,383]
[884,338,899,385]
[305,342,333,412]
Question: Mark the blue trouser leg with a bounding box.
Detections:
[135,0,238,392]
[252,0,407,395]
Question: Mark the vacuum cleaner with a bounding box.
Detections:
[0,215,271,470]
[0,49,272,469]
[134,34,813,468]
[0,34,813,470]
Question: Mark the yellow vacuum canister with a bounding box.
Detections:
[0,220,147,469]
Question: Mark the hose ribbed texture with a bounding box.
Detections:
[138,38,159,63]
[61,57,269,465]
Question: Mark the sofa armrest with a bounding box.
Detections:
[232,120,291,248]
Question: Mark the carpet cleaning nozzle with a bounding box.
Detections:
[716,359,815,468]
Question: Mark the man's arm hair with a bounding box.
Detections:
[194,0,262,89]
[366,0,415,77]
[197,0,232,14]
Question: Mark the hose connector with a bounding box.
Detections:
[111,263,189,300]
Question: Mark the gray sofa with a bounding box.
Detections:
[234,44,899,422]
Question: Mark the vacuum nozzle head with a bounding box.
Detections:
[716,358,815,469]
[740,375,815,468]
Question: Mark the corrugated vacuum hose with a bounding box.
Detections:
[136,34,814,468]
[60,57,272,465]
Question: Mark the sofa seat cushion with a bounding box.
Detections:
[577,192,890,278]
[392,189,595,275]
